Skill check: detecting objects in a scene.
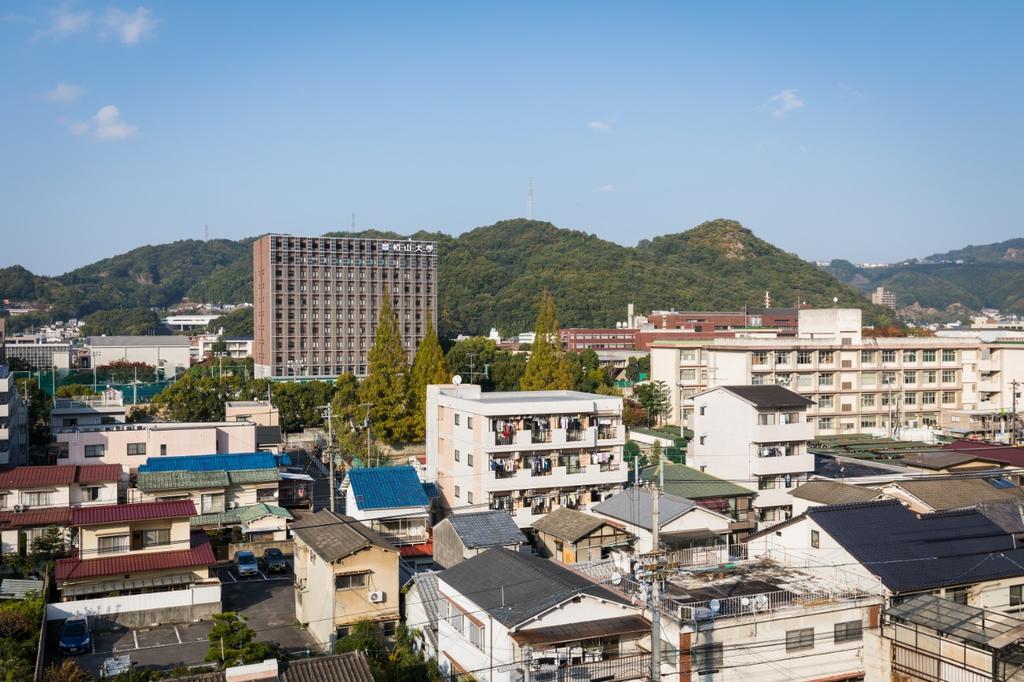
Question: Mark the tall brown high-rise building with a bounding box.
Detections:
[253,234,438,379]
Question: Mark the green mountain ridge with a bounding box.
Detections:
[2,218,896,336]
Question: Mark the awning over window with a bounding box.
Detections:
[62,572,194,598]
[511,615,651,647]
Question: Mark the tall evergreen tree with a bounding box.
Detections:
[358,293,413,444]
[409,317,449,441]
[520,290,573,391]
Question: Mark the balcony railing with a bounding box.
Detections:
[529,653,651,682]
[494,433,516,446]
[566,429,583,442]
[597,427,618,440]
[531,429,552,444]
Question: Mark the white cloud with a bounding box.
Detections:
[42,82,87,103]
[587,120,612,133]
[36,3,93,40]
[598,184,616,193]
[70,105,138,140]
[767,89,804,119]
[101,6,156,45]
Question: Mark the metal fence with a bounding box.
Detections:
[14,369,175,403]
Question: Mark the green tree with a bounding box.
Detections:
[99,359,157,383]
[205,612,280,666]
[520,290,573,391]
[207,307,253,337]
[54,383,97,398]
[651,439,663,465]
[0,593,44,682]
[29,526,66,563]
[358,294,413,444]
[81,307,164,336]
[41,659,90,682]
[408,318,448,440]
[444,337,498,388]
[153,374,228,421]
[625,355,650,382]
[623,440,646,469]
[634,380,671,426]
[330,373,365,456]
[334,621,443,682]
[490,352,527,391]
[14,378,49,447]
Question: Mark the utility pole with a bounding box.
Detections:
[321,404,337,513]
[1013,380,1021,446]
[649,480,662,682]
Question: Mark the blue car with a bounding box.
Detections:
[59,616,92,655]
[234,550,259,577]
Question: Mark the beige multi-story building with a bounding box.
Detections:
[425,384,627,527]
[652,307,1024,437]
[252,234,437,379]
[870,286,897,309]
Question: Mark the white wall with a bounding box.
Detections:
[46,584,221,620]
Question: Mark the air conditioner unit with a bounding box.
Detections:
[368,591,385,604]
[13,505,23,514]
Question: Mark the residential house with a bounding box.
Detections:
[404,571,442,661]
[344,466,432,566]
[437,548,651,682]
[225,401,283,453]
[290,509,400,650]
[690,384,816,527]
[426,384,627,527]
[50,388,126,437]
[881,477,1024,513]
[746,499,1024,611]
[56,420,260,470]
[51,500,220,626]
[788,480,883,516]
[592,487,733,555]
[639,462,758,540]
[531,507,632,563]
[190,503,293,542]
[431,511,525,569]
[895,450,1005,475]
[0,464,122,555]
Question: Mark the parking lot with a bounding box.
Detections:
[46,568,317,677]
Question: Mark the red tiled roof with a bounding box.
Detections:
[0,464,121,489]
[76,464,123,484]
[71,499,197,526]
[945,441,1024,467]
[56,531,216,582]
[398,540,433,558]
[0,507,73,530]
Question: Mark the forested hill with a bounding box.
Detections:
[1,218,896,337]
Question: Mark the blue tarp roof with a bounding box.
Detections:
[347,466,429,510]
[139,452,280,473]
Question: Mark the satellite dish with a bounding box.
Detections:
[709,599,721,614]
[754,594,769,611]
[453,375,463,385]
[610,572,622,586]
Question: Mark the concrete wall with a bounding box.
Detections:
[46,584,221,630]
[89,340,190,375]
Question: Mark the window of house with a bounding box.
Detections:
[860,351,875,364]
[335,573,367,590]
[797,351,813,365]
[861,372,877,387]
[752,351,768,365]
[903,350,917,363]
[450,605,465,634]
[467,491,474,505]
[786,628,814,652]
[882,350,896,363]
[818,351,834,364]
[454,414,460,426]
[126,442,146,456]
[818,373,834,387]
[680,369,696,382]
[454,485,461,499]
[818,395,834,409]
[818,417,834,430]
[256,488,277,502]
[84,444,105,458]
[469,622,486,651]
[81,486,101,502]
[860,416,877,428]
[143,528,171,548]
[454,449,460,462]
[904,392,917,406]
[923,350,936,363]
[946,586,969,604]
[810,530,820,549]
[160,444,167,456]
[201,493,225,514]
[1010,585,1024,607]
[834,620,863,643]
[861,394,876,407]
[382,621,396,638]
[20,490,53,506]
[751,374,766,385]
[98,534,129,555]
[758,413,776,425]
[467,417,473,430]
[942,369,957,383]
[903,371,916,385]
[681,350,697,362]
[699,435,706,446]
[775,352,790,365]
[922,392,936,405]
[923,370,936,384]
[467,453,473,467]
[693,642,723,673]
[699,405,706,416]
[942,391,956,404]
[943,350,956,362]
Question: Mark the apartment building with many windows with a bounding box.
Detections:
[252,234,437,379]
[425,384,627,527]
[648,307,1024,437]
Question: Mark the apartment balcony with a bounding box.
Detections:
[751,453,814,476]
[751,421,814,443]
[486,461,625,494]
[0,402,8,419]
[490,426,612,450]
[979,377,1001,393]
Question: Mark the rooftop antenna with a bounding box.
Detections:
[527,178,534,220]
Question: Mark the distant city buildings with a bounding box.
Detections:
[252,234,437,379]
[870,286,897,309]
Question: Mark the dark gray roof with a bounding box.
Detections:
[438,548,630,628]
[256,425,282,445]
[290,510,395,562]
[283,651,375,682]
[718,385,814,409]
[790,480,881,505]
[813,454,903,478]
[977,500,1024,534]
[807,499,1024,593]
[447,511,525,549]
[592,487,697,531]
[531,508,608,543]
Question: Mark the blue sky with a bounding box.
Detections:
[1,2,1021,275]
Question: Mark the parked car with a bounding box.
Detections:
[58,616,92,655]
[262,547,287,573]
[234,550,260,577]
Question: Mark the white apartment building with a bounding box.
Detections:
[650,307,1024,437]
[690,385,815,526]
[55,420,258,470]
[0,365,27,466]
[50,388,127,437]
[425,384,627,527]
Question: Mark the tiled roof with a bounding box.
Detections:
[56,531,216,582]
[190,503,293,527]
[71,500,197,526]
[290,510,395,562]
[137,470,230,491]
[0,507,73,530]
[228,469,282,485]
[446,511,525,549]
[807,499,1024,593]
[945,442,1024,468]
[898,451,999,470]
[531,508,609,543]
[139,452,278,473]
[439,548,630,628]
[346,466,429,510]
[592,487,697,531]
[790,480,882,505]
[891,478,1024,511]
[406,572,441,653]
[398,541,433,558]
[641,463,753,499]
[0,464,120,488]
[715,385,815,408]
[281,652,375,682]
